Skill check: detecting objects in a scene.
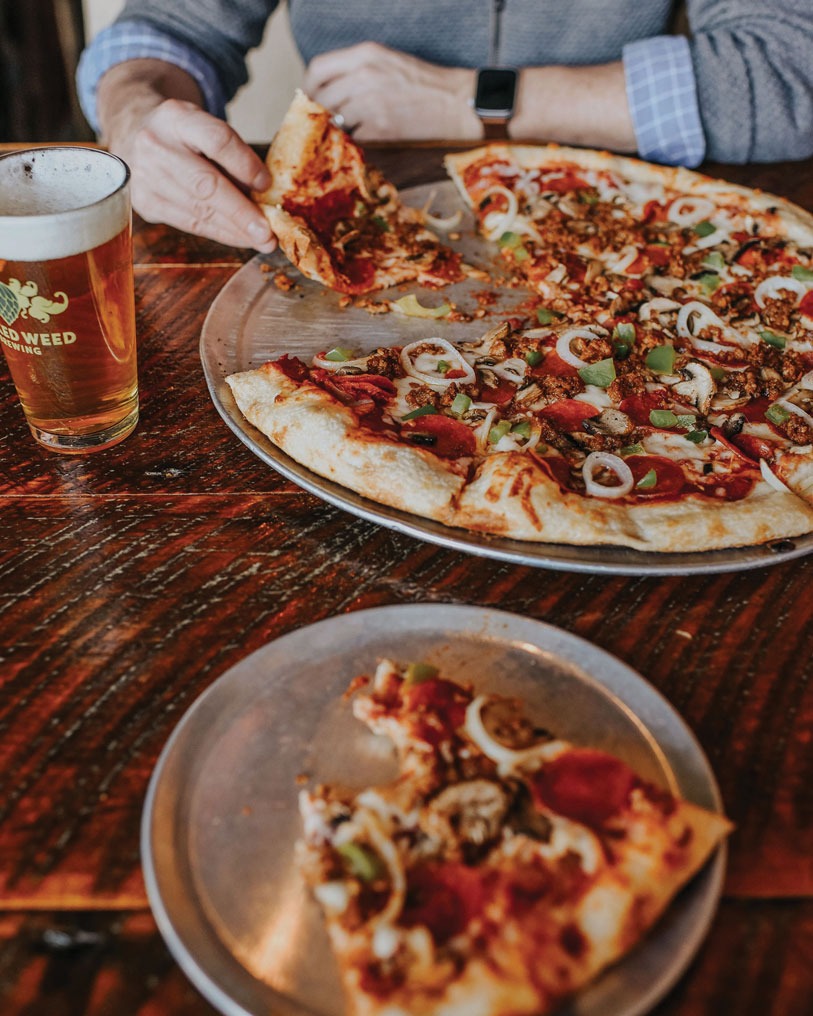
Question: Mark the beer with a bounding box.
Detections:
[0,148,138,452]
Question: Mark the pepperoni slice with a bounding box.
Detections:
[710,426,774,465]
[479,376,516,406]
[619,391,667,426]
[275,354,309,382]
[400,413,476,458]
[538,399,599,431]
[800,291,813,318]
[645,244,671,267]
[401,862,491,944]
[539,172,590,193]
[531,352,579,378]
[642,199,668,223]
[529,748,638,828]
[311,370,396,406]
[626,454,688,499]
[401,677,470,745]
[532,452,574,491]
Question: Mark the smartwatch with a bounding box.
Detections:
[473,67,518,139]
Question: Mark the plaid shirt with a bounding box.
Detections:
[78,16,704,166]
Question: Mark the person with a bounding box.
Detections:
[77,0,813,252]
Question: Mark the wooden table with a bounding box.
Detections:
[1,144,812,1015]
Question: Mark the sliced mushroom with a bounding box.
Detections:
[759,366,786,400]
[721,412,746,438]
[423,779,511,851]
[461,321,510,356]
[582,408,634,437]
[672,361,717,415]
[506,783,553,842]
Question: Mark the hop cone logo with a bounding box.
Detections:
[0,281,20,326]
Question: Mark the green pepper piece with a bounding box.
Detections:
[450,393,472,417]
[760,329,787,349]
[612,322,636,344]
[694,220,716,237]
[645,344,677,374]
[525,349,544,367]
[488,420,512,444]
[336,842,385,882]
[636,469,658,488]
[402,405,437,421]
[324,347,355,362]
[372,215,390,232]
[685,429,708,443]
[703,251,726,270]
[513,246,529,262]
[536,308,559,325]
[498,231,523,249]
[791,265,813,281]
[578,357,616,388]
[710,366,727,381]
[650,409,678,428]
[696,272,720,295]
[619,442,645,457]
[511,420,532,438]
[437,360,451,375]
[404,662,439,684]
[766,403,791,425]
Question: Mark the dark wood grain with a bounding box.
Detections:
[1,902,812,1016]
[2,141,813,1015]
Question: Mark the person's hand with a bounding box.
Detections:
[304,42,482,142]
[98,62,276,250]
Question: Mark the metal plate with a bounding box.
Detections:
[200,181,813,574]
[142,604,727,1016]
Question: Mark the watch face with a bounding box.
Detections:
[475,68,518,118]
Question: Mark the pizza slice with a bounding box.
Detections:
[297,659,732,1016]
[253,91,465,294]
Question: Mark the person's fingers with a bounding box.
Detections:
[304,41,387,94]
[155,100,271,191]
[144,190,277,250]
[304,47,358,94]
[130,108,275,248]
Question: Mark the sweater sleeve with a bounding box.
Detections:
[622,35,705,168]
[76,20,229,131]
[684,0,813,163]
[103,0,280,103]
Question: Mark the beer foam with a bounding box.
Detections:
[0,148,130,261]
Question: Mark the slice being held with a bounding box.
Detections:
[253,91,465,294]
[298,659,732,1016]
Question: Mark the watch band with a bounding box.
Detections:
[481,119,510,140]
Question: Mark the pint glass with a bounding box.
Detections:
[0,147,138,452]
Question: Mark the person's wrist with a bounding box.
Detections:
[451,67,482,139]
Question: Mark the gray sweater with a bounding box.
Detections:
[109,0,813,163]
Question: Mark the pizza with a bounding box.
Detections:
[230,117,813,553]
[297,658,731,1016]
[252,90,465,294]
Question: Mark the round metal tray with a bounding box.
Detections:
[200,182,813,575]
[142,604,728,1016]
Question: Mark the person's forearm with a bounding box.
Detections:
[96,59,204,153]
[510,62,637,153]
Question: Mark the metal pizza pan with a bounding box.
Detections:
[142,604,728,1016]
[199,181,813,575]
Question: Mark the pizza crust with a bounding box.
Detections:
[455,451,813,551]
[226,363,467,520]
[227,364,813,552]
